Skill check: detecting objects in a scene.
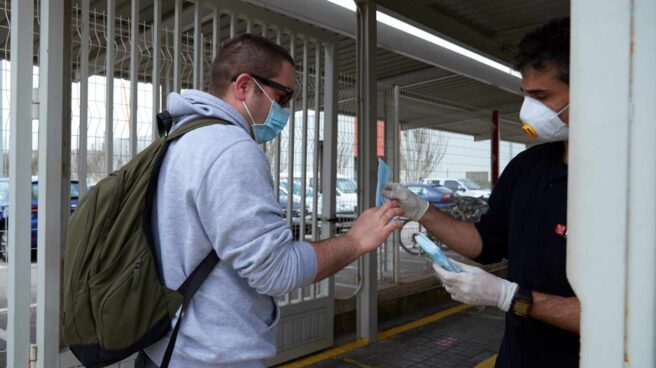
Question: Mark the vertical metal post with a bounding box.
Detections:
[200,34,205,90]
[286,34,296,229]
[8,0,33,365]
[246,17,252,34]
[212,8,220,59]
[37,0,67,365]
[229,13,236,39]
[626,1,656,366]
[193,1,202,90]
[392,85,400,283]
[299,38,309,241]
[321,41,338,305]
[355,0,378,342]
[152,0,161,140]
[0,60,3,176]
[130,0,140,158]
[105,0,115,174]
[491,110,499,188]
[173,0,182,92]
[569,2,632,367]
[79,0,90,194]
[274,28,282,200]
[312,43,321,241]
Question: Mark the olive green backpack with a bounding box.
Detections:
[63,113,227,368]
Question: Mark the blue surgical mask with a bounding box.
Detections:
[376,158,391,207]
[243,79,291,144]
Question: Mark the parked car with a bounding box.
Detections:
[280,178,321,216]
[277,184,302,217]
[280,174,359,215]
[0,176,82,261]
[421,178,490,199]
[404,183,458,209]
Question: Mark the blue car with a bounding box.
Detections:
[0,177,81,261]
[404,183,458,209]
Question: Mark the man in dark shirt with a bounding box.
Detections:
[382,18,579,367]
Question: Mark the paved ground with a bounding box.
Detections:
[282,303,505,368]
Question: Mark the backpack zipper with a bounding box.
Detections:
[131,258,142,290]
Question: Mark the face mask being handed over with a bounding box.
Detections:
[519,96,569,142]
[243,79,291,144]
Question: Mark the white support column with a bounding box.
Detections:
[273,28,282,200]
[152,0,161,140]
[286,34,296,229]
[383,85,400,282]
[321,41,338,305]
[355,0,378,342]
[299,38,309,241]
[8,0,33,366]
[37,0,66,366]
[625,1,656,366]
[79,0,90,194]
[105,0,115,174]
[130,0,139,158]
[229,13,236,39]
[193,1,202,90]
[568,2,652,367]
[392,85,400,283]
[311,42,321,241]
[173,0,182,92]
[212,8,220,59]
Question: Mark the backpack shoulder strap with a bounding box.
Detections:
[160,251,219,367]
[166,118,232,141]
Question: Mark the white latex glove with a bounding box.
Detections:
[381,183,430,221]
[433,260,518,312]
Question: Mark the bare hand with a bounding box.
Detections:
[345,201,404,255]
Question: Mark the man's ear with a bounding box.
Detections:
[232,73,251,101]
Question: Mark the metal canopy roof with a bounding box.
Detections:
[64,0,569,144]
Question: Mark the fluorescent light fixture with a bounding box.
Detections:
[325,0,521,78]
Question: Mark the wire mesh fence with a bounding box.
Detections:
[0,0,525,300]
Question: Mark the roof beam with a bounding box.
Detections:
[242,0,522,95]
[379,67,454,87]
[401,102,522,130]
[375,0,511,63]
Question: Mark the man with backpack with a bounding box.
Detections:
[130,34,403,366]
[383,18,580,367]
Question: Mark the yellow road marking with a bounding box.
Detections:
[279,304,472,367]
[279,339,369,367]
[377,304,472,340]
[474,354,497,368]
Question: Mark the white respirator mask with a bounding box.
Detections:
[519,96,569,142]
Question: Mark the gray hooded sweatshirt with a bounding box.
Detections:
[144,90,317,367]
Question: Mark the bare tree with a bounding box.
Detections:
[400,128,448,183]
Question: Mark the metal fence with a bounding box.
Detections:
[0,0,526,364]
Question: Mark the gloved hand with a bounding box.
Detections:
[381,183,430,221]
[433,260,518,312]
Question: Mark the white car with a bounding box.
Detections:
[280,175,358,214]
[422,178,491,199]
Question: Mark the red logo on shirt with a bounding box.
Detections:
[555,224,567,237]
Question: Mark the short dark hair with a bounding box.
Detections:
[209,34,295,97]
[514,17,570,84]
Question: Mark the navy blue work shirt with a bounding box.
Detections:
[474,141,579,367]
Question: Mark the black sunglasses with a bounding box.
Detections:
[231,73,295,106]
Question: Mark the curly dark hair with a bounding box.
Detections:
[514,17,570,84]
